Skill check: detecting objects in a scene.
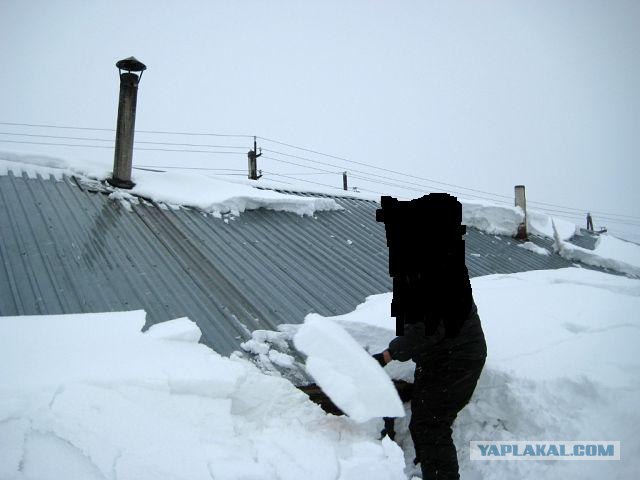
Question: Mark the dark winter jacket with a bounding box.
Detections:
[387,301,487,365]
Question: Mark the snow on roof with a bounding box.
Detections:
[553,222,640,278]
[0,151,342,218]
[1,149,580,241]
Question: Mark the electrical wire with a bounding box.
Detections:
[135,166,246,172]
[259,137,640,222]
[2,120,638,224]
[260,171,346,192]
[260,155,340,175]
[0,121,252,138]
[260,144,515,200]
[0,139,245,155]
[0,131,249,150]
[262,148,515,202]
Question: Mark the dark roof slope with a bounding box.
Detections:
[0,172,587,355]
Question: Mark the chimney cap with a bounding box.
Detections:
[116,56,147,73]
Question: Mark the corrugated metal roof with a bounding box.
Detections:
[0,171,595,357]
[567,229,600,250]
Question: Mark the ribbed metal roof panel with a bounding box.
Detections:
[567,229,600,250]
[0,172,598,356]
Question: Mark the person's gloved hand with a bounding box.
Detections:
[372,352,386,367]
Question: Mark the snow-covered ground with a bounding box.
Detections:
[0,311,406,480]
[2,267,638,479]
[244,267,640,479]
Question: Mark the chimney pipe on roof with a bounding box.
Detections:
[108,56,146,189]
[514,185,528,240]
[343,172,348,191]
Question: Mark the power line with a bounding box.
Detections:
[3,120,637,222]
[527,205,640,228]
[0,121,252,138]
[260,137,640,221]
[260,171,346,192]
[0,121,114,132]
[262,148,514,202]
[260,144,514,200]
[0,132,247,149]
[254,176,299,188]
[261,155,340,175]
[0,139,245,155]
[347,171,515,205]
[0,132,113,142]
[264,171,338,176]
[0,131,249,150]
[526,198,640,221]
[135,165,245,172]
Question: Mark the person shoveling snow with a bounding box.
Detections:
[373,193,487,480]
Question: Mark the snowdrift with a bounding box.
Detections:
[244,267,640,479]
[0,311,406,480]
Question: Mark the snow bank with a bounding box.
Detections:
[0,150,111,180]
[591,234,640,269]
[460,199,524,236]
[0,150,342,218]
[445,198,578,241]
[0,311,407,480]
[280,268,640,478]
[294,316,404,422]
[553,221,640,278]
[528,209,578,241]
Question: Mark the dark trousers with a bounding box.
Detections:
[410,357,485,480]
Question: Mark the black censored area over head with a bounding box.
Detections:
[376,193,472,337]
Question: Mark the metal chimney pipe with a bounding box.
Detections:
[108,57,146,189]
[514,185,528,240]
[343,172,348,191]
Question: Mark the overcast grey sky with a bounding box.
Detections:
[1,0,639,240]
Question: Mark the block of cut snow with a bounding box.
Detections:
[293,316,404,423]
[145,317,202,343]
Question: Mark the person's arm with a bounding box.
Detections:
[385,321,445,362]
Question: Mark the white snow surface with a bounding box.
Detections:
[300,267,640,479]
[528,208,578,241]
[517,241,550,256]
[0,151,342,218]
[460,200,524,236]
[0,311,406,480]
[2,268,639,479]
[293,316,404,423]
[552,221,640,278]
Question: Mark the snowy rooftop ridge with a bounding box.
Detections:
[1,150,581,241]
[0,151,343,218]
